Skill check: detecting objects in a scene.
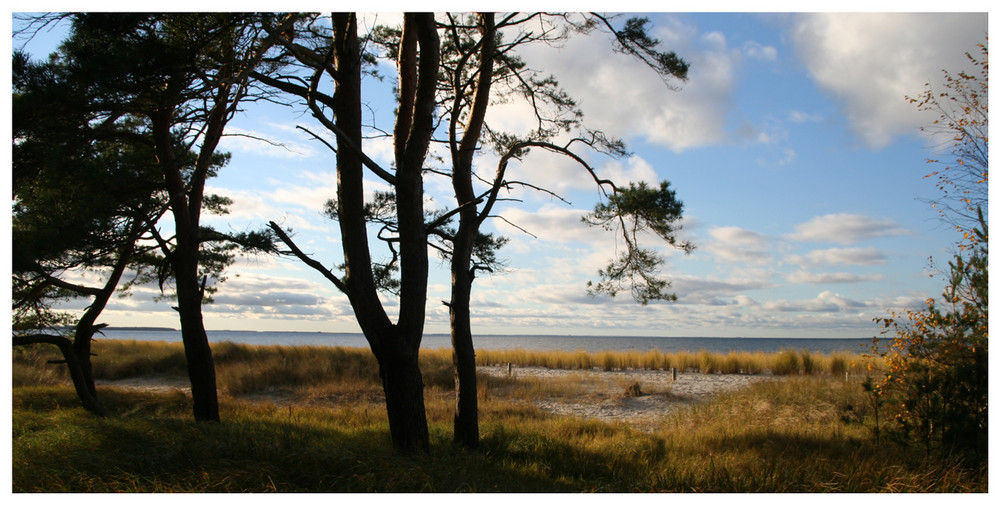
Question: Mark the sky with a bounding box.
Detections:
[8,6,991,338]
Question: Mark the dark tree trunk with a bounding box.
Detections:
[15,233,141,416]
[331,13,435,453]
[446,13,495,450]
[375,334,430,454]
[449,212,481,448]
[152,105,221,423]
[71,330,97,397]
[266,13,441,454]
[174,251,220,423]
[13,334,106,416]
[72,234,137,397]
[179,326,219,422]
[451,310,479,449]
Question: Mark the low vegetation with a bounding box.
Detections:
[476,347,861,376]
[12,341,984,492]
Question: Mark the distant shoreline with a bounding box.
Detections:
[100,327,869,340]
[103,326,178,332]
[95,329,872,354]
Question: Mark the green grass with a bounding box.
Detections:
[12,341,984,492]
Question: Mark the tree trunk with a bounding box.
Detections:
[331,13,433,453]
[72,327,98,397]
[13,334,106,416]
[450,272,480,449]
[72,235,137,397]
[174,260,220,423]
[449,220,480,448]
[446,13,495,450]
[151,104,221,423]
[376,335,430,454]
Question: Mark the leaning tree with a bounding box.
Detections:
[12,48,171,415]
[18,13,296,422]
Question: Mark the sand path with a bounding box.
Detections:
[478,365,774,430]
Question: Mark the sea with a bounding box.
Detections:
[100,328,873,355]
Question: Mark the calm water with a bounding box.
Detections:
[101,329,871,355]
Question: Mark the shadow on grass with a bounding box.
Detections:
[12,385,984,492]
[13,387,607,492]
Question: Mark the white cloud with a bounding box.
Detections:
[489,144,606,197]
[776,148,796,166]
[790,13,987,148]
[763,290,871,313]
[267,171,339,211]
[786,271,883,285]
[743,40,777,61]
[789,213,910,244]
[671,274,771,305]
[787,246,888,266]
[203,186,278,224]
[788,110,823,124]
[212,292,323,307]
[358,12,404,34]
[512,14,734,152]
[706,226,773,264]
[494,206,599,245]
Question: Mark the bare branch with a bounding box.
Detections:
[296,125,338,153]
[251,70,398,185]
[488,214,538,239]
[267,221,348,294]
[479,139,615,225]
[426,197,485,233]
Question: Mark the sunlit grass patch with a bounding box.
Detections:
[476,346,866,376]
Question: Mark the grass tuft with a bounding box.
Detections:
[623,382,643,397]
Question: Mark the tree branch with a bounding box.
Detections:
[251,70,397,185]
[37,274,103,297]
[267,221,348,294]
[480,139,615,225]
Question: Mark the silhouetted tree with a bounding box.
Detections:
[261,12,439,452]
[12,46,169,415]
[261,12,692,451]
[14,13,294,422]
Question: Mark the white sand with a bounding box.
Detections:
[479,365,775,430]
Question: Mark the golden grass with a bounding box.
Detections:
[12,341,982,492]
[13,340,877,406]
[475,347,867,376]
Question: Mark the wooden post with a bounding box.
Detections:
[507,362,512,377]
[671,367,678,381]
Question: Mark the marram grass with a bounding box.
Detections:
[12,340,980,492]
[475,347,868,376]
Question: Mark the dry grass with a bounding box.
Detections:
[475,347,867,376]
[12,340,983,492]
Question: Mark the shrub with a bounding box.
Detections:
[871,214,987,463]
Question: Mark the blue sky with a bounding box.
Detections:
[10,8,990,338]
